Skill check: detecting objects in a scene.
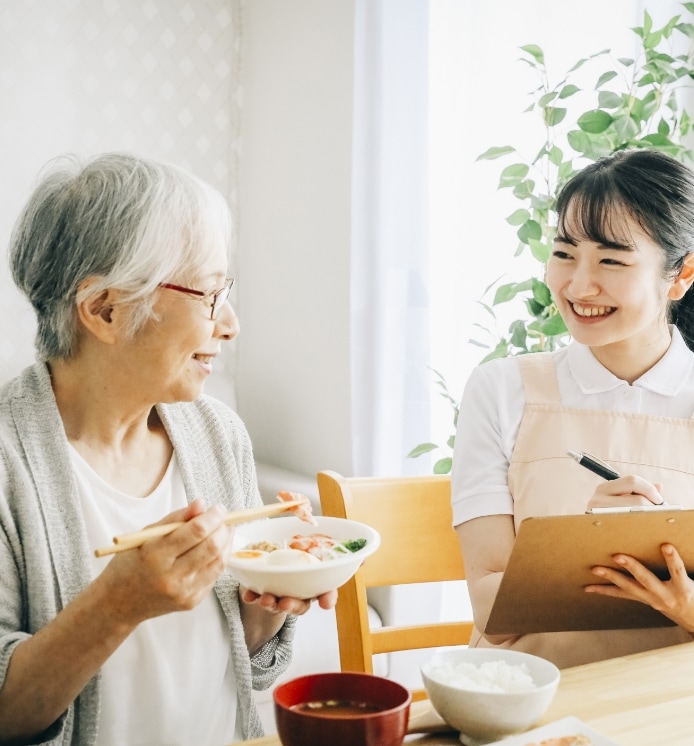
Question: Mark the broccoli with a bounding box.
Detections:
[335,538,367,554]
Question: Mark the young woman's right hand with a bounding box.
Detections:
[586,475,665,511]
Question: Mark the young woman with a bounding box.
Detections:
[452,148,694,668]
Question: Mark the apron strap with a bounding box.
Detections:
[517,352,561,405]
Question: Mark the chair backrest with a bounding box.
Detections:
[317,470,473,698]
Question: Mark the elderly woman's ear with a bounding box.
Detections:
[75,279,122,343]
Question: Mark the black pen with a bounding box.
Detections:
[566,450,620,481]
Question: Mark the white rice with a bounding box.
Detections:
[427,658,537,693]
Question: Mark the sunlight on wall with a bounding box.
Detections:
[426,0,680,449]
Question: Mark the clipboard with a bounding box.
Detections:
[484,508,694,635]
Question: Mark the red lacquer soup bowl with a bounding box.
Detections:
[273,671,411,746]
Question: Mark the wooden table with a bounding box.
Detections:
[240,641,694,745]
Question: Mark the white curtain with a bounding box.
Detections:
[351,0,431,477]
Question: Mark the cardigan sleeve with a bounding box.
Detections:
[249,613,298,690]
[0,444,70,744]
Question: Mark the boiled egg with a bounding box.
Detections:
[266,548,321,566]
[231,549,269,562]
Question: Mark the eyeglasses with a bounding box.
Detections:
[158,277,235,320]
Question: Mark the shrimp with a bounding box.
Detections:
[289,533,338,559]
[277,490,318,526]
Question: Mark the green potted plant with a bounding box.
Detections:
[409,4,694,475]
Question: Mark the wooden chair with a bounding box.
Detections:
[317,470,474,701]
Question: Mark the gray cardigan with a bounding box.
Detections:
[0,363,296,744]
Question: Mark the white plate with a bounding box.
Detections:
[486,716,620,745]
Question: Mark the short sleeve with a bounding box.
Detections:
[451,359,525,526]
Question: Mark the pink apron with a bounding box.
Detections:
[472,352,694,667]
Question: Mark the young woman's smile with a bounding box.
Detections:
[570,302,617,319]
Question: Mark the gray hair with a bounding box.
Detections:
[9,152,232,361]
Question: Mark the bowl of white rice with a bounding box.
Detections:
[420,648,560,744]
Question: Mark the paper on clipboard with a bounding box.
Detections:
[485,508,694,635]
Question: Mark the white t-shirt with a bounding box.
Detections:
[451,326,694,526]
[72,448,243,745]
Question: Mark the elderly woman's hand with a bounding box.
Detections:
[238,587,338,656]
[586,544,694,632]
[240,587,338,616]
[98,498,233,625]
[585,475,665,511]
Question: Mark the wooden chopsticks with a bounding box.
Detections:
[94,499,306,557]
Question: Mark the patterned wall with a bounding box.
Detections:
[0,0,242,402]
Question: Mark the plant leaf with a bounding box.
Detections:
[540,314,569,335]
[528,238,551,263]
[406,442,439,458]
[544,107,567,126]
[433,457,452,475]
[498,163,530,188]
[613,115,639,142]
[520,44,544,64]
[509,319,528,349]
[531,279,552,307]
[598,91,623,109]
[566,128,592,154]
[577,109,614,133]
[558,84,580,99]
[596,71,618,88]
[506,208,531,226]
[517,219,543,244]
[477,145,516,161]
[538,91,558,107]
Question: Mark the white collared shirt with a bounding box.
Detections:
[451,326,694,525]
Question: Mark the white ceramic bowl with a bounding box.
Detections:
[421,648,560,744]
[226,515,380,599]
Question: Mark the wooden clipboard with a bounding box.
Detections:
[485,508,694,635]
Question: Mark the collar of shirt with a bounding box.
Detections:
[566,325,694,398]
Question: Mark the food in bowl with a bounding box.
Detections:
[226,515,380,599]
[291,699,384,716]
[425,657,537,693]
[421,648,560,743]
[274,672,411,746]
[275,490,317,526]
[232,532,368,566]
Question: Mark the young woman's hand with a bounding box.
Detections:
[586,475,665,511]
[586,544,694,632]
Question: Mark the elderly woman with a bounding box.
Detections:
[0,152,336,745]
